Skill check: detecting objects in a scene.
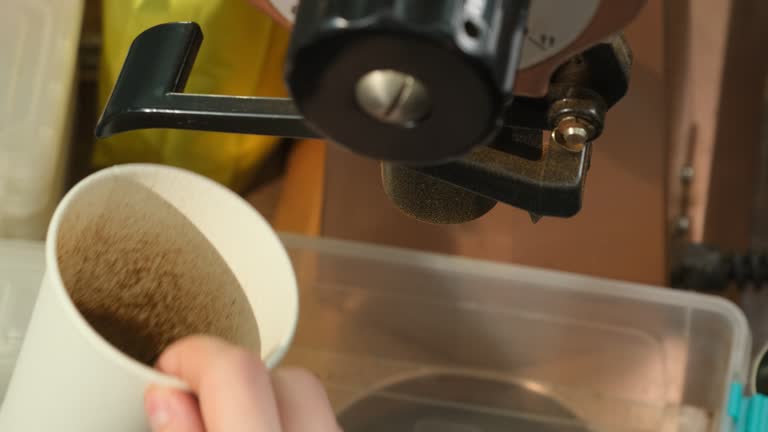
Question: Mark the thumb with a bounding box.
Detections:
[145,385,206,432]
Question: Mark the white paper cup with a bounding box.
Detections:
[0,164,298,431]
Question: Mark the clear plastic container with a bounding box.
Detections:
[0,0,83,239]
[0,235,754,431]
[279,234,751,432]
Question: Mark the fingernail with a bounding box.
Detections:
[146,388,171,431]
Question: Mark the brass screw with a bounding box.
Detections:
[552,116,592,152]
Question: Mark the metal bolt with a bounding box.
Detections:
[680,165,695,184]
[552,116,591,152]
[355,69,431,127]
[676,216,690,234]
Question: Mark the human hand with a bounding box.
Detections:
[144,336,339,432]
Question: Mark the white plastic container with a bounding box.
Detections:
[0,235,764,431]
[0,240,43,401]
[0,0,84,239]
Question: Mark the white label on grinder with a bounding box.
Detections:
[270,0,299,23]
[268,0,600,69]
[520,0,600,68]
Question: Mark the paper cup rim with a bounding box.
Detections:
[45,164,298,387]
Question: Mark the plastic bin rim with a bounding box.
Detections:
[278,232,751,368]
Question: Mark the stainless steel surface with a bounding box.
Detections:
[337,371,589,432]
[354,69,431,127]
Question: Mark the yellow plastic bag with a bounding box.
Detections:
[97,0,290,191]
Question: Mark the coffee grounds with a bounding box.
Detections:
[56,179,261,366]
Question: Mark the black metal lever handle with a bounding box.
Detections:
[95,22,320,139]
[392,127,590,219]
[413,132,590,218]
